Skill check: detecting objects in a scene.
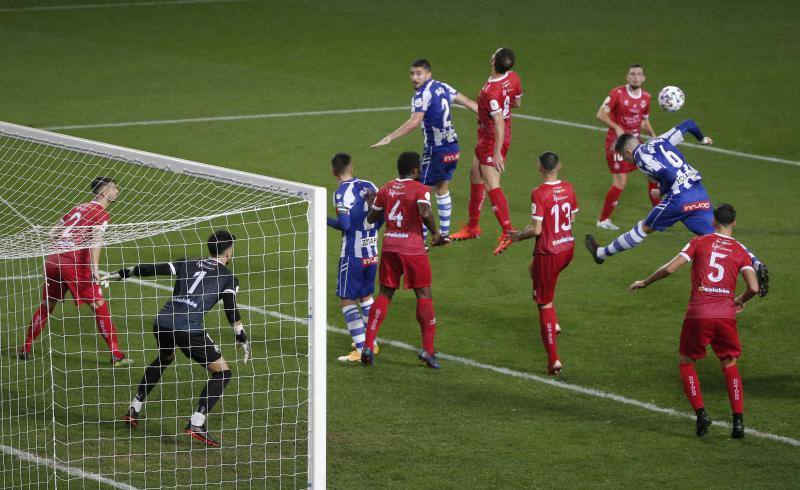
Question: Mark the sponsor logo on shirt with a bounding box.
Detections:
[682,200,711,212]
[712,242,733,253]
[360,236,378,248]
[552,236,575,246]
[698,286,731,294]
[361,256,379,266]
[385,232,409,239]
[173,297,199,308]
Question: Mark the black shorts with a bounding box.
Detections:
[153,324,222,366]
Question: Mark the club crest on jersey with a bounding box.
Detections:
[682,200,711,212]
[641,100,647,108]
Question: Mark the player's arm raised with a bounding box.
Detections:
[452,93,478,113]
[661,119,713,146]
[629,254,689,291]
[734,268,760,312]
[596,97,624,136]
[372,112,424,148]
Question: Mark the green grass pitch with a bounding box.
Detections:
[1,0,799,488]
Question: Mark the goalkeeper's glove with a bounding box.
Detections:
[236,330,251,363]
[115,267,134,279]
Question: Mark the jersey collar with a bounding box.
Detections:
[488,72,509,83]
[625,85,643,99]
[543,180,562,185]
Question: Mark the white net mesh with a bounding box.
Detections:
[0,125,322,489]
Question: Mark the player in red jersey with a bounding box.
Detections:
[511,152,578,375]
[451,48,523,256]
[629,204,760,439]
[19,177,131,366]
[595,64,659,231]
[361,151,448,368]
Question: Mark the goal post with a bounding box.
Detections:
[0,120,326,488]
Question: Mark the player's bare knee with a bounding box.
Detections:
[679,355,694,364]
[414,287,432,299]
[340,298,358,308]
[538,302,554,310]
[207,358,229,373]
[91,299,105,309]
[720,357,737,368]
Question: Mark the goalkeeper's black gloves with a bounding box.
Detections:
[116,267,134,279]
[236,330,251,362]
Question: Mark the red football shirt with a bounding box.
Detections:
[680,233,754,319]
[48,201,110,266]
[477,71,523,142]
[531,180,579,255]
[373,178,430,256]
[603,85,651,150]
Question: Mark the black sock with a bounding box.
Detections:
[136,354,173,401]
[196,370,232,417]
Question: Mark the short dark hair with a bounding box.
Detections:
[493,48,515,74]
[629,63,644,70]
[539,151,560,172]
[714,204,736,226]
[331,153,352,176]
[208,230,236,256]
[614,133,638,153]
[91,176,115,195]
[411,58,431,71]
[397,151,421,177]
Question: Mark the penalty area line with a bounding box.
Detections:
[103,274,799,448]
[0,0,257,14]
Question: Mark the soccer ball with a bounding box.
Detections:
[658,86,685,112]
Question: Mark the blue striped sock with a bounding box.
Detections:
[598,221,647,259]
[437,192,452,235]
[342,305,365,350]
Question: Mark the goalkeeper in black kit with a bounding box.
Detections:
[115,230,250,447]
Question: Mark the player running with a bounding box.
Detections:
[361,151,448,368]
[585,119,769,294]
[115,230,251,447]
[629,204,760,439]
[451,48,523,256]
[19,176,131,366]
[511,152,578,375]
[327,153,383,362]
[595,64,659,231]
[372,59,478,240]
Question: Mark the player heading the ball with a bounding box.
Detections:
[327,153,383,362]
[372,59,478,242]
[19,176,131,367]
[451,48,523,256]
[361,151,448,369]
[595,64,659,231]
[511,152,578,375]
[116,230,250,447]
[629,204,761,439]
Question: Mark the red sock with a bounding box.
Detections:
[416,298,436,355]
[94,302,123,359]
[599,185,623,222]
[722,364,744,414]
[539,307,559,363]
[679,362,704,410]
[467,183,485,228]
[23,302,51,353]
[647,182,660,207]
[364,295,391,350]
[487,188,513,232]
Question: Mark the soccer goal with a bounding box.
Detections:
[0,121,326,489]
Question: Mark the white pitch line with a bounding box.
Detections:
[0,444,140,490]
[39,107,800,168]
[105,274,799,448]
[0,0,256,14]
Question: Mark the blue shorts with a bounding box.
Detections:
[420,148,460,186]
[336,255,378,300]
[644,184,714,235]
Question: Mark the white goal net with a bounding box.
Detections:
[0,121,326,489]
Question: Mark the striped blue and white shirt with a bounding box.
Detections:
[333,178,380,259]
[634,121,705,197]
[412,79,459,153]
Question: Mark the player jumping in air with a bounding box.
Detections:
[116,230,250,447]
[511,152,578,375]
[361,151,448,368]
[585,119,769,294]
[629,204,760,439]
[451,48,523,256]
[595,64,659,231]
[372,59,478,241]
[19,176,131,366]
[327,153,383,362]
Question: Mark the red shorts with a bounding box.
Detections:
[679,317,741,360]
[529,249,574,305]
[379,251,432,289]
[475,138,510,168]
[43,261,104,305]
[606,149,637,174]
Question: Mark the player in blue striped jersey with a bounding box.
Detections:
[327,153,383,362]
[586,120,767,289]
[372,58,478,240]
